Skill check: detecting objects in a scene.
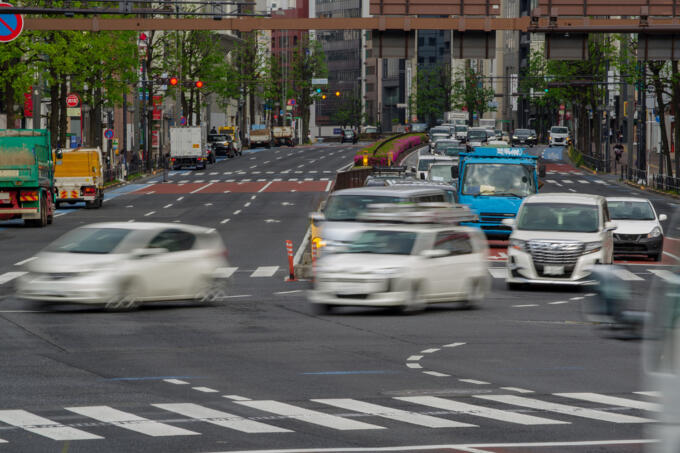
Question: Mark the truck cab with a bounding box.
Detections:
[456,147,539,237]
[53,147,104,208]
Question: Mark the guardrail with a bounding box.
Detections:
[103,158,163,184]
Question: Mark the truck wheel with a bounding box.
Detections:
[26,195,48,227]
[47,196,54,224]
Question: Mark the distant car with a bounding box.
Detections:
[410,123,428,132]
[511,129,537,147]
[433,140,464,157]
[341,129,357,144]
[428,126,453,141]
[16,223,230,308]
[607,197,667,261]
[208,134,241,158]
[505,193,616,288]
[549,126,570,146]
[455,125,468,142]
[308,204,490,313]
[466,128,488,149]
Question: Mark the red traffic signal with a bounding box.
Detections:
[169,77,178,86]
[195,80,204,89]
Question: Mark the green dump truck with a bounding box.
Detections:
[0,129,55,227]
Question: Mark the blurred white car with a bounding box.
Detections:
[505,193,616,288]
[16,222,230,309]
[607,197,667,261]
[309,205,490,313]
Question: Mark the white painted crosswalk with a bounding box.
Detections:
[0,391,663,446]
[487,266,676,282]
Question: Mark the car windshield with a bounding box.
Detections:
[429,165,455,182]
[468,131,486,140]
[418,159,436,171]
[514,129,530,136]
[435,143,462,156]
[461,163,535,196]
[455,126,467,132]
[324,195,404,221]
[516,203,600,232]
[551,127,568,134]
[208,135,229,142]
[608,200,656,220]
[430,127,449,135]
[45,228,133,254]
[347,230,417,255]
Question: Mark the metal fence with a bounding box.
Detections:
[650,173,680,192]
[582,154,611,173]
[103,158,165,184]
[620,165,647,184]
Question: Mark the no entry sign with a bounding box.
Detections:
[0,3,23,43]
[66,93,80,108]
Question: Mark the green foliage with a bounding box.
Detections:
[290,37,327,142]
[410,64,453,126]
[332,91,364,129]
[451,65,496,122]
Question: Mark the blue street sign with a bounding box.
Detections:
[104,129,114,139]
[0,3,24,43]
[333,128,342,135]
[279,109,284,115]
[69,135,78,148]
[180,116,187,126]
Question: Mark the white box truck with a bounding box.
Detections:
[170,127,207,170]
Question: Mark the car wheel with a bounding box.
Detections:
[651,252,663,262]
[106,280,141,311]
[463,278,486,309]
[399,283,426,314]
[196,277,228,304]
[507,281,524,290]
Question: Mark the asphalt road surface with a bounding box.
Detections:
[0,142,675,453]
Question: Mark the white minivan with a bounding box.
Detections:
[504,193,616,287]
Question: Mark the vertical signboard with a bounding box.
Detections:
[510,74,518,112]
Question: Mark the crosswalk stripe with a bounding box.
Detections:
[555,393,660,412]
[250,266,279,277]
[313,398,473,428]
[396,396,567,425]
[0,272,27,285]
[235,400,385,430]
[488,268,506,279]
[613,268,644,281]
[0,410,102,440]
[635,391,660,397]
[475,395,653,423]
[562,179,574,183]
[595,180,607,184]
[216,267,238,278]
[546,179,557,184]
[153,403,291,433]
[648,269,679,282]
[578,180,590,183]
[66,406,199,437]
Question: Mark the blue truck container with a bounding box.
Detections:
[457,147,539,237]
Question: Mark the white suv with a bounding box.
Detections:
[549,126,570,146]
[504,193,616,287]
[309,205,490,313]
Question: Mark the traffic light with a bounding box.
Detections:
[316,88,321,93]
[335,91,340,97]
[544,87,549,93]
[169,77,178,86]
[195,80,204,89]
[321,94,326,100]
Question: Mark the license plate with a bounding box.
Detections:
[0,192,9,201]
[543,265,565,276]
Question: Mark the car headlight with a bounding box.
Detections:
[509,239,527,252]
[584,241,602,253]
[529,136,535,139]
[648,227,662,238]
[512,136,518,139]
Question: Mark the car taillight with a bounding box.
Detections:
[171,158,176,162]
[81,186,96,195]
[198,157,203,161]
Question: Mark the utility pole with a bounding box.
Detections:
[637,60,647,182]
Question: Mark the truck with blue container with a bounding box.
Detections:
[0,129,55,227]
[456,147,539,237]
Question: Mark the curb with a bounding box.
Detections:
[578,165,597,175]
[103,169,165,193]
[623,180,680,200]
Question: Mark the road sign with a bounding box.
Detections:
[104,129,114,139]
[66,93,80,107]
[0,3,23,43]
[180,116,187,126]
[311,78,328,85]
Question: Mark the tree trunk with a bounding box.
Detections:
[649,62,673,176]
[58,80,68,148]
[673,60,680,180]
[49,77,59,148]
[3,80,17,129]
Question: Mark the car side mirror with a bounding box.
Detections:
[659,214,668,221]
[410,167,416,173]
[310,212,325,225]
[132,248,168,259]
[604,221,617,232]
[501,218,515,227]
[55,149,63,159]
[420,249,449,259]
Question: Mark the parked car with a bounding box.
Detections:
[15,222,230,308]
[341,129,358,144]
[308,204,489,313]
[511,129,537,147]
[607,197,667,261]
[504,193,616,288]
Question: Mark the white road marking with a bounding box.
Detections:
[569,296,584,300]
[512,304,539,308]
[233,210,242,215]
[613,268,644,281]
[0,272,27,285]
[423,371,451,377]
[223,172,233,175]
[163,204,173,208]
[475,395,653,423]
[127,219,135,223]
[397,396,566,425]
[314,399,469,428]
[223,395,252,401]
[190,183,213,194]
[66,406,199,436]
[595,180,608,184]
[194,180,204,183]
[549,301,569,305]
[578,180,590,183]
[546,179,557,184]
[648,269,680,282]
[304,178,313,181]
[210,179,220,183]
[178,180,189,184]
[635,391,660,397]
[444,342,466,348]
[309,170,318,174]
[488,268,506,279]
[177,196,184,201]
[216,267,238,278]
[195,172,205,176]
[14,257,36,266]
[421,348,440,354]
[192,386,219,393]
[325,180,333,191]
[273,290,303,295]
[220,219,231,224]
[250,165,257,169]
[146,191,156,194]
[163,379,189,385]
[459,379,491,385]
[568,188,577,192]
[235,400,385,430]
[407,363,423,369]
[562,179,574,183]
[210,172,218,175]
[288,178,298,181]
[244,202,251,208]
[556,393,660,412]
[144,211,156,217]
[407,355,423,361]
[0,410,101,440]
[242,179,252,182]
[250,195,257,200]
[500,387,535,394]
[250,266,279,277]
[664,250,680,261]
[226,179,236,182]
[154,403,290,433]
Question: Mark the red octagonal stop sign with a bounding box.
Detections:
[66,93,80,108]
